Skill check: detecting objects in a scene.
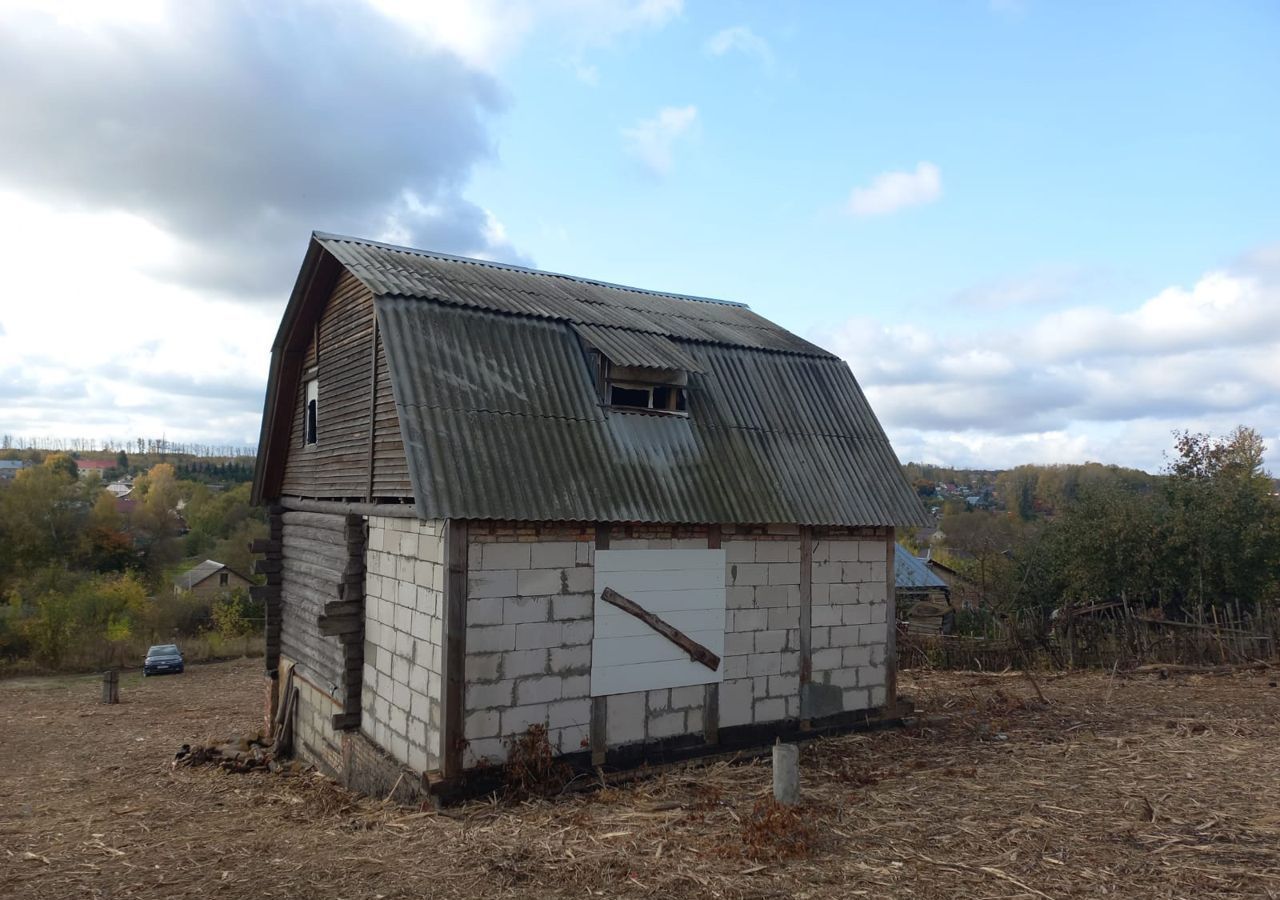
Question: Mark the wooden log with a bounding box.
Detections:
[318,616,363,637]
[600,587,721,672]
[249,537,281,554]
[254,558,283,575]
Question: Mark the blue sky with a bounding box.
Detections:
[0,0,1276,471]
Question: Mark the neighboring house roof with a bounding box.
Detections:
[0,460,29,470]
[174,559,248,591]
[77,459,113,469]
[895,545,950,593]
[255,233,929,527]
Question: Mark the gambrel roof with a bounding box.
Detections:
[254,233,928,527]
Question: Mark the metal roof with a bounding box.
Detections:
[894,547,950,592]
[175,559,230,591]
[374,284,929,526]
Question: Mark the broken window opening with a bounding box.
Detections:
[304,378,319,445]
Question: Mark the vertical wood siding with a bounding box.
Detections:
[371,323,412,498]
[279,271,413,499]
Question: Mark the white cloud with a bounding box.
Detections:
[621,105,698,176]
[846,162,942,217]
[815,248,1280,471]
[366,0,683,71]
[705,25,773,66]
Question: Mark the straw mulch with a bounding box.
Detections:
[3,658,1279,899]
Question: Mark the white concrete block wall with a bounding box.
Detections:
[463,534,596,765]
[809,538,890,710]
[362,516,446,773]
[455,524,891,769]
[719,537,804,728]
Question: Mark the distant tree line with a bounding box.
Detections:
[928,427,1280,631]
[0,455,266,671]
[1,435,256,457]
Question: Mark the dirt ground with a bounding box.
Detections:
[3,660,1279,899]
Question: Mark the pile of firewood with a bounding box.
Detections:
[172,733,307,775]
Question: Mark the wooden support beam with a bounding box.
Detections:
[703,682,719,745]
[590,697,607,766]
[885,530,898,707]
[442,520,468,778]
[600,587,721,672]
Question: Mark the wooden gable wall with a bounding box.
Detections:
[278,270,413,501]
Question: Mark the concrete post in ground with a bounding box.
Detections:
[102,669,119,704]
[772,740,799,805]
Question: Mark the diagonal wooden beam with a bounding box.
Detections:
[600,587,721,672]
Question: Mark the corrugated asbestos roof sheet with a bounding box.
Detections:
[316,233,829,356]
[895,547,950,592]
[572,323,704,373]
[373,287,929,527]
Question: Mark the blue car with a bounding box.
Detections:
[143,644,184,676]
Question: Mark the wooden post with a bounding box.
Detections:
[798,527,812,726]
[441,519,468,778]
[884,530,898,707]
[590,525,611,766]
[101,669,119,704]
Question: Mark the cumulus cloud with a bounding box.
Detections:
[817,249,1280,470]
[847,162,942,217]
[705,25,773,67]
[0,1,526,298]
[621,105,698,176]
[367,0,683,71]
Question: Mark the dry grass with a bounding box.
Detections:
[3,659,1280,898]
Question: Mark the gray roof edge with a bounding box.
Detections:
[313,231,751,309]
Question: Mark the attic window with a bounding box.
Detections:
[219,572,229,587]
[304,378,318,445]
[605,363,689,415]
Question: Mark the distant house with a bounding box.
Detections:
[76,459,114,480]
[105,481,134,498]
[174,559,252,600]
[894,546,953,633]
[0,459,31,481]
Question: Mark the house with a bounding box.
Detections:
[174,559,253,600]
[0,459,31,481]
[251,233,927,798]
[893,545,953,633]
[105,480,134,498]
[76,459,115,480]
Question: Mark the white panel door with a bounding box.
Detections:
[591,548,726,697]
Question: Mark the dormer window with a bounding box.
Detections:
[571,323,701,417]
[609,377,688,413]
[304,378,318,445]
[605,364,689,415]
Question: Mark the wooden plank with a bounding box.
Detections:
[590,696,607,766]
[707,524,721,550]
[280,496,419,519]
[365,316,379,501]
[703,683,719,745]
[884,531,897,707]
[441,519,468,778]
[600,587,721,672]
[799,527,813,687]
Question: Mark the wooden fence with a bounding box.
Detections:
[900,601,1280,671]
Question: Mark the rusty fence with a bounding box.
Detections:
[899,601,1280,672]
